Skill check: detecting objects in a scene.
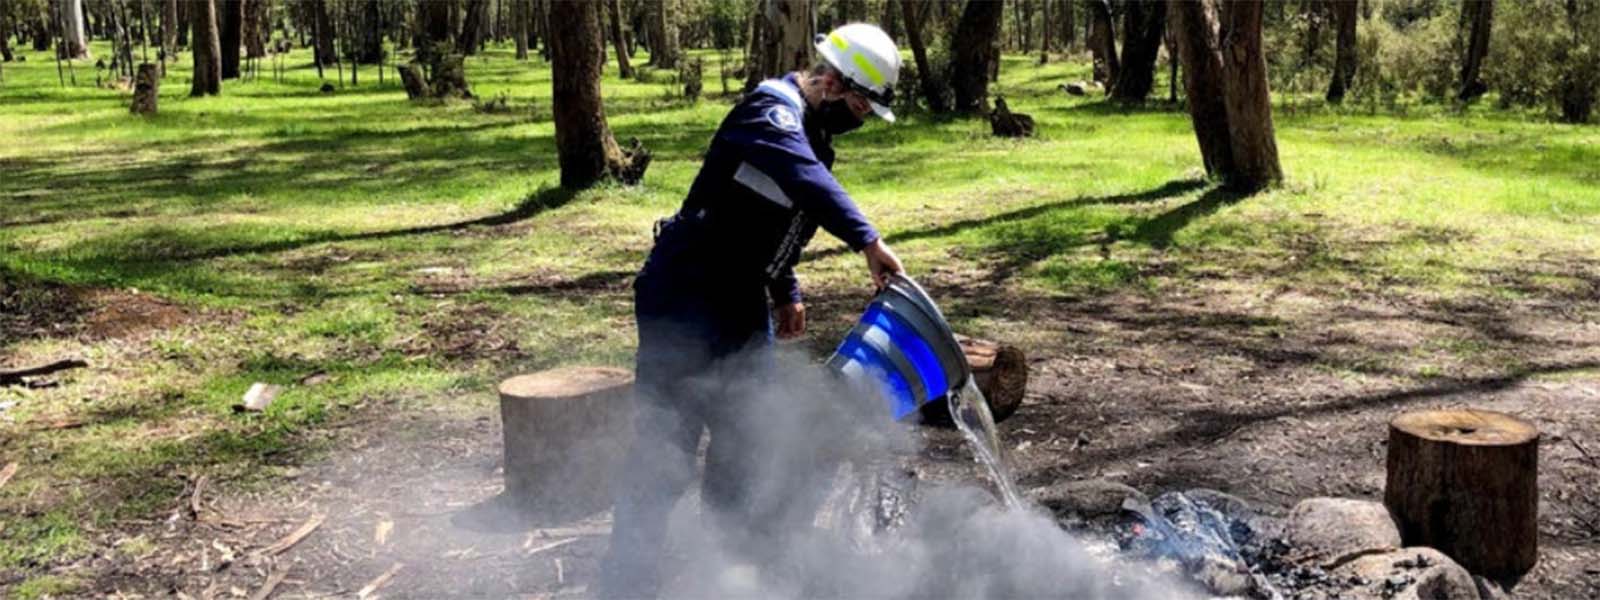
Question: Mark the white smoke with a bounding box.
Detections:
[625,345,1199,600]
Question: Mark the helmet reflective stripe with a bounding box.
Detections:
[814,23,901,123]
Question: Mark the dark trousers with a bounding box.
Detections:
[597,268,777,599]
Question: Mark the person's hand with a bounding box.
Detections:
[776,302,806,339]
[862,238,903,289]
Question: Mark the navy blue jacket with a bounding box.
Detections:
[643,75,880,306]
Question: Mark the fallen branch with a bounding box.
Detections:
[0,359,88,385]
[189,475,210,520]
[357,562,404,599]
[0,462,17,489]
[258,514,325,557]
[525,537,578,558]
[248,567,288,600]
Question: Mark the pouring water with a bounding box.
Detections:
[946,376,1025,510]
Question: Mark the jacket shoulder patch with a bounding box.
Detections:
[764,105,802,132]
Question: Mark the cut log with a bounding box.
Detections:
[1384,409,1539,580]
[919,335,1027,427]
[499,367,634,522]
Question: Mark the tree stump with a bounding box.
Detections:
[919,335,1028,426]
[499,367,634,522]
[130,63,159,115]
[430,53,472,99]
[1384,409,1539,580]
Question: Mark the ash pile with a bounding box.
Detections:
[812,469,1506,600]
[1029,480,1507,600]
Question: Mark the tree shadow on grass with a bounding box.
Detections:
[803,178,1210,265]
[1125,186,1247,249]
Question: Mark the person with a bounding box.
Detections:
[596,23,906,599]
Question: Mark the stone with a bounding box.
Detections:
[1286,497,1402,568]
[1027,479,1148,521]
[1333,547,1482,600]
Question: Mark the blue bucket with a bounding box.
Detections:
[827,274,972,420]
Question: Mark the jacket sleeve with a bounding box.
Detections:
[720,112,881,252]
[767,266,802,306]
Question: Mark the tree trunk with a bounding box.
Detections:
[880,0,899,42]
[310,0,334,66]
[1040,0,1051,62]
[1062,0,1075,50]
[219,0,240,79]
[419,0,450,65]
[1326,0,1357,102]
[1385,409,1539,580]
[0,1,14,62]
[59,0,89,58]
[243,0,265,59]
[498,367,636,521]
[548,0,649,188]
[1218,0,1281,192]
[513,0,528,59]
[605,0,632,78]
[353,0,380,63]
[190,0,220,95]
[900,0,946,112]
[457,0,487,55]
[646,0,677,68]
[1171,0,1233,178]
[750,0,811,87]
[176,0,188,47]
[1457,0,1492,101]
[1086,0,1116,85]
[1111,0,1165,102]
[949,0,1003,113]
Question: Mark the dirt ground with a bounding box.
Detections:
[32,261,1600,599]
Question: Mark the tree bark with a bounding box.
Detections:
[58,0,89,58]
[1218,0,1281,192]
[219,0,240,79]
[352,0,380,63]
[457,0,487,55]
[310,0,334,66]
[0,0,14,62]
[1111,0,1165,102]
[498,367,636,521]
[1040,0,1051,62]
[1086,0,1116,85]
[1326,0,1357,102]
[645,0,677,68]
[1385,409,1539,580]
[605,0,632,78]
[949,0,1003,113]
[748,0,811,89]
[900,0,946,112]
[417,0,451,66]
[513,0,528,59]
[243,0,265,59]
[190,0,220,96]
[1171,0,1234,178]
[549,0,648,188]
[1457,0,1493,102]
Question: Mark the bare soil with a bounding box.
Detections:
[35,261,1600,598]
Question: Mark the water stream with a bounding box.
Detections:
[946,376,1026,510]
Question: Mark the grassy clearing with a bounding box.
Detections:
[2,40,1598,589]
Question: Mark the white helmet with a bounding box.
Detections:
[814,23,901,123]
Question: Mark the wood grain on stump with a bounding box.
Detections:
[1384,409,1539,580]
[499,366,634,522]
[919,335,1028,426]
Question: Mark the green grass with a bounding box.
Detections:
[3,40,1598,589]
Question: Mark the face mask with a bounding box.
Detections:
[819,98,865,135]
